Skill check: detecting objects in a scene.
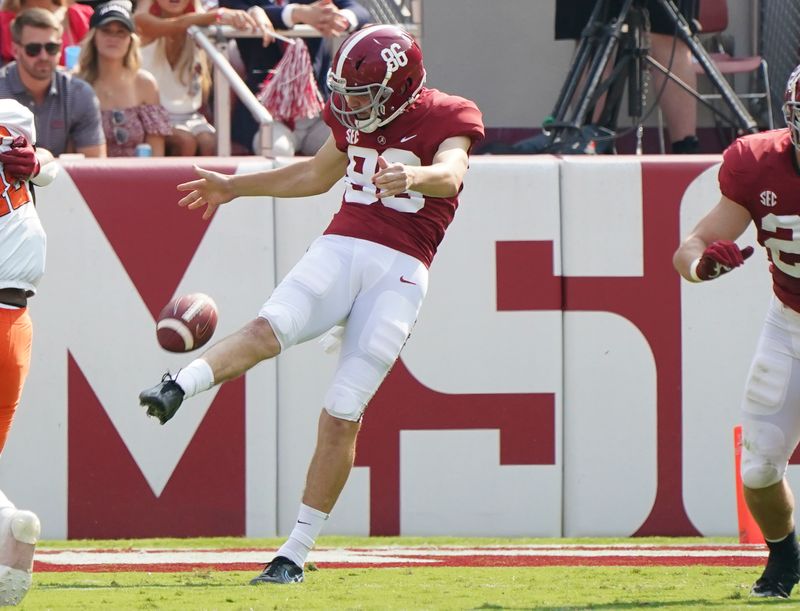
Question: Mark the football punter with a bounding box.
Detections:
[673,63,800,599]
[139,24,484,585]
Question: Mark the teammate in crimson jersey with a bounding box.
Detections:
[673,65,800,599]
[139,24,484,585]
[0,98,57,605]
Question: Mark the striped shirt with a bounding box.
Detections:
[0,62,104,156]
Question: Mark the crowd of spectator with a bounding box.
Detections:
[0,0,93,66]
[0,1,713,160]
[225,0,370,155]
[0,0,371,159]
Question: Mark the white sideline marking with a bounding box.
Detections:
[34,545,767,566]
[36,550,433,566]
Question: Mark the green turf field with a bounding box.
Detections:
[19,537,786,610]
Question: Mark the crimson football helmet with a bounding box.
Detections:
[327,25,426,133]
[783,64,800,150]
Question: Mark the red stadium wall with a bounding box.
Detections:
[0,156,784,539]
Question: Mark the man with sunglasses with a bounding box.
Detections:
[0,8,105,157]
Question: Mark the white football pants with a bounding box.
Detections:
[741,296,800,489]
[259,235,428,421]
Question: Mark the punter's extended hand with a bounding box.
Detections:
[373,155,413,198]
[691,240,754,281]
[177,166,236,220]
[0,136,39,181]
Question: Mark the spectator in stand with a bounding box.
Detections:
[77,1,171,156]
[134,0,270,155]
[0,0,93,66]
[0,8,105,156]
[224,0,371,156]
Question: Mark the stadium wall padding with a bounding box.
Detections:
[0,156,779,539]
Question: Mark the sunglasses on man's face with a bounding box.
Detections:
[22,42,61,57]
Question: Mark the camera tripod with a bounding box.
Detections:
[543,0,759,154]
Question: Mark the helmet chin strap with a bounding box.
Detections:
[357,93,418,133]
[356,114,380,133]
[369,71,427,132]
[348,72,427,134]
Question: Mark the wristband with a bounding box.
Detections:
[215,8,225,23]
[689,257,702,282]
[31,160,58,187]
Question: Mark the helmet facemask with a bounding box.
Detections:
[784,101,800,152]
[784,66,800,151]
[327,71,393,133]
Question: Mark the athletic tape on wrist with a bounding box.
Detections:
[689,257,703,282]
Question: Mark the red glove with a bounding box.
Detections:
[0,136,39,181]
[691,240,754,281]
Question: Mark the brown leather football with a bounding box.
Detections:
[156,293,218,353]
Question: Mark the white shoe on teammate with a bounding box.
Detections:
[0,508,40,606]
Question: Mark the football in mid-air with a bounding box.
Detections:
[156,293,218,353]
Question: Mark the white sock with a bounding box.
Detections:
[276,503,329,568]
[175,359,215,399]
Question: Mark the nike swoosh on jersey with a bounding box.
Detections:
[400,135,417,143]
[400,276,417,285]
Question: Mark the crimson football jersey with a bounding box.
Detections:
[719,129,800,311]
[322,88,484,267]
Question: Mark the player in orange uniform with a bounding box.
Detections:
[673,64,800,598]
[0,97,57,605]
[139,24,483,585]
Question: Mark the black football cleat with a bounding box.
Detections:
[249,556,304,585]
[138,373,185,425]
[751,554,800,598]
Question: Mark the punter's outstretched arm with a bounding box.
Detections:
[177,136,349,219]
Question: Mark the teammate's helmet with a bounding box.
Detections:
[783,64,800,150]
[327,25,426,133]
